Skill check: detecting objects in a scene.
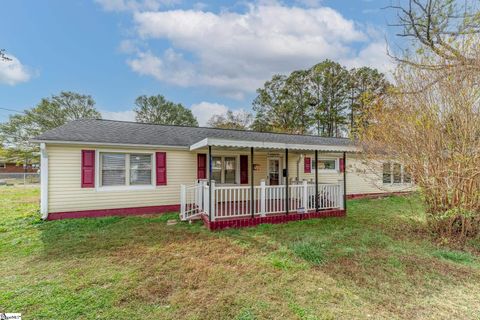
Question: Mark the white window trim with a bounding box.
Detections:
[208,154,241,185]
[315,158,339,173]
[0,162,6,168]
[95,149,156,192]
[382,162,412,185]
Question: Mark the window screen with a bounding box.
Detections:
[383,163,392,184]
[404,170,412,183]
[212,157,222,182]
[130,154,152,185]
[315,160,336,170]
[101,153,126,186]
[393,163,402,183]
[224,157,236,184]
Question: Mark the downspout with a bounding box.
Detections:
[40,143,49,220]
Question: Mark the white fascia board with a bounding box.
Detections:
[190,137,360,153]
[189,138,209,151]
[30,139,189,150]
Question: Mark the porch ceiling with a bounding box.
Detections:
[189,137,360,153]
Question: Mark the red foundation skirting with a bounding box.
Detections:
[201,209,346,231]
[347,191,411,200]
[47,204,180,220]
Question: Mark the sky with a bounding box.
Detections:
[0,0,400,125]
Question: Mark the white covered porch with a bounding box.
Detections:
[180,137,358,227]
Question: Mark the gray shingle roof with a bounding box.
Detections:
[33,119,353,148]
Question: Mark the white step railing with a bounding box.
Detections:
[180,179,343,221]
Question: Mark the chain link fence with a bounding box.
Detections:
[0,173,40,186]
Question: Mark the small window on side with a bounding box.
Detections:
[383,163,392,184]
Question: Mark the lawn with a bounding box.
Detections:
[1,187,480,319]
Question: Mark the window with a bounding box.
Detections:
[404,171,412,183]
[100,152,153,187]
[313,159,337,171]
[224,157,236,184]
[212,157,222,182]
[383,162,412,184]
[101,153,126,186]
[382,163,392,184]
[393,163,402,183]
[130,154,152,185]
[0,162,6,168]
[210,156,238,184]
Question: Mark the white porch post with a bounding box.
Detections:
[180,184,186,220]
[210,180,216,221]
[40,143,49,220]
[302,180,308,212]
[260,179,266,217]
[338,179,344,210]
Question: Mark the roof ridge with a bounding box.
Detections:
[78,118,351,141]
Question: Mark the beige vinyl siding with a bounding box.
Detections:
[293,153,414,195]
[47,144,197,213]
[46,145,414,214]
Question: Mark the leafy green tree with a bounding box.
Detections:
[134,95,198,126]
[348,67,390,135]
[251,75,293,133]
[310,60,350,137]
[0,91,101,165]
[283,70,314,134]
[207,110,252,130]
[252,61,388,137]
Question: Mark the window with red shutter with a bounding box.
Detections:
[81,150,95,188]
[240,155,248,184]
[156,152,167,185]
[304,157,311,173]
[197,154,206,180]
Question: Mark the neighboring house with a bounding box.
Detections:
[32,119,413,229]
[0,158,37,173]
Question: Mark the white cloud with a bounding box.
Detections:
[127,49,196,86]
[341,41,394,74]
[95,0,180,12]
[295,0,323,8]
[0,54,33,86]
[101,110,136,122]
[190,102,228,126]
[116,3,392,98]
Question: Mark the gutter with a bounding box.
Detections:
[40,143,49,220]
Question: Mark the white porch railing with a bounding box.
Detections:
[180,180,344,221]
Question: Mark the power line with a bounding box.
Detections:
[0,107,25,114]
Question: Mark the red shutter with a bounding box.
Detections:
[339,158,345,173]
[81,150,95,188]
[304,157,311,173]
[156,152,167,185]
[197,154,207,180]
[240,155,248,184]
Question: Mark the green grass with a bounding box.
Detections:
[1,187,480,319]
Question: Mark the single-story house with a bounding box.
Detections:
[32,119,413,230]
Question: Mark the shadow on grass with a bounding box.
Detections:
[36,212,210,260]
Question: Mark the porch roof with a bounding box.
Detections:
[190,137,359,152]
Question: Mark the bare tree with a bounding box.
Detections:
[0,49,12,62]
[358,53,480,241]
[388,0,480,83]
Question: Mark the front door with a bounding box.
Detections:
[268,158,280,185]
